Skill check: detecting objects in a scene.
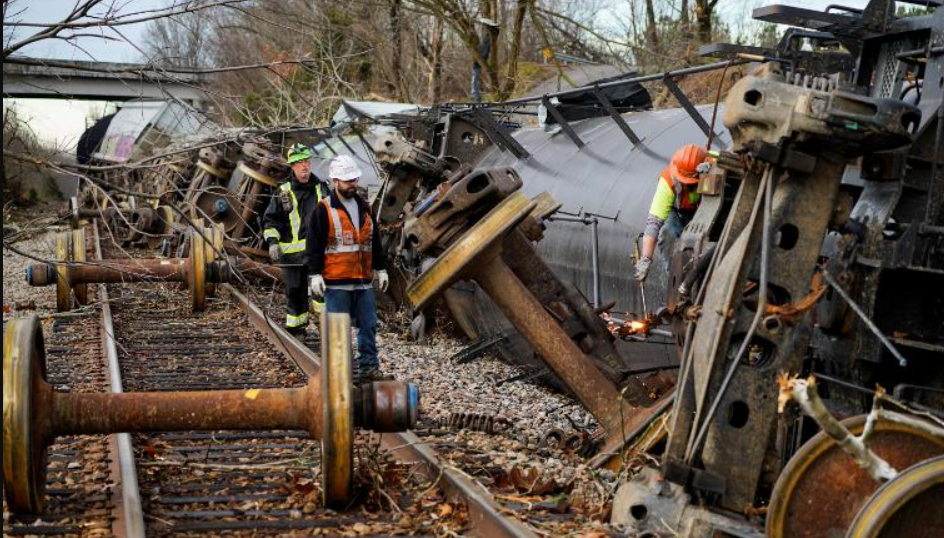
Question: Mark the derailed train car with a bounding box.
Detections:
[72,1,942,535]
[359,1,944,536]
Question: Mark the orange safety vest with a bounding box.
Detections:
[659,166,701,213]
[321,198,373,281]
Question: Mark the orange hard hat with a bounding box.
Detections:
[670,144,708,185]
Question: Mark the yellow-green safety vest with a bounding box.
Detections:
[265,182,322,255]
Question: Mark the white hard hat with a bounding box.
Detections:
[329,154,362,181]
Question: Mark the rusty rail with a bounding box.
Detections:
[50,222,530,536]
[224,284,539,538]
[92,221,146,538]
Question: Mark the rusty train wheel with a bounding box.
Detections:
[55,232,72,312]
[845,455,944,538]
[188,227,207,311]
[3,316,49,514]
[767,414,944,538]
[237,161,278,187]
[145,205,176,249]
[203,226,222,298]
[320,311,354,508]
[72,228,89,306]
[156,205,175,235]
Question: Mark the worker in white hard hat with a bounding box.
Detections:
[307,154,389,383]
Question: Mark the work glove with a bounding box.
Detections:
[376,270,389,293]
[634,256,652,282]
[696,161,711,175]
[268,243,281,262]
[309,274,325,296]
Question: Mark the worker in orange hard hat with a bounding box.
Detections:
[634,144,714,281]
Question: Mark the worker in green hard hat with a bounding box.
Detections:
[262,143,330,338]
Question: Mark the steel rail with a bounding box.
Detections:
[224,284,538,538]
[92,221,146,538]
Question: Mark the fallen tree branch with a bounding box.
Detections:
[876,409,944,440]
[778,373,898,482]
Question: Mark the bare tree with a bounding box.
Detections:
[694,0,721,44]
[404,0,538,101]
[644,0,659,50]
[143,10,213,68]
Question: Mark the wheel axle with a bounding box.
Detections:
[2,314,420,514]
[26,227,226,311]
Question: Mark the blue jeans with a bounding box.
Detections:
[324,288,379,373]
[657,210,688,274]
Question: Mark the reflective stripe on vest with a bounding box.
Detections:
[660,168,701,213]
[321,197,373,281]
[277,182,322,254]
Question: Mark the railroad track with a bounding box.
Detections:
[3,312,117,537]
[4,222,541,537]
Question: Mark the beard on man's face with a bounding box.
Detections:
[335,180,357,198]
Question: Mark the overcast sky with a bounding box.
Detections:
[5,0,878,63]
[2,0,880,149]
[4,0,166,63]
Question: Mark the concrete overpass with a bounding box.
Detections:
[3,57,208,106]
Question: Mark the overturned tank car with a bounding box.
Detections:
[358,1,943,536]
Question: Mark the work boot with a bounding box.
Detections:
[286,327,307,341]
[357,368,393,385]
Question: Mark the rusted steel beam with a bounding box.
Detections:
[229,256,284,281]
[474,255,630,435]
[407,191,637,437]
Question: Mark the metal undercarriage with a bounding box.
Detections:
[64,1,944,535]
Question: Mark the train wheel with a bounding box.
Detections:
[767,414,944,538]
[320,311,354,508]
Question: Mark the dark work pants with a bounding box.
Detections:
[281,253,310,333]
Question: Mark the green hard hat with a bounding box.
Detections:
[286,143,313,164]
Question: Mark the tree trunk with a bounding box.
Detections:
[482,0,501,100]
[499,0,531,100]
[681,0,694,60]
[645,0,660,50]
[428,15,444,104]
[695,0,714,44]
[388,0,410,101]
